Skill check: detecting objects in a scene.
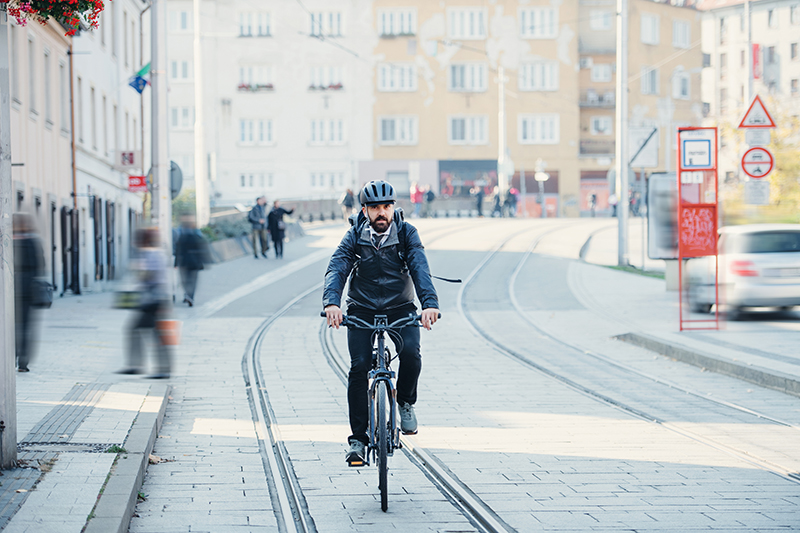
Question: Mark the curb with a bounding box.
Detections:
[615,332,800,398]
[84,384,170,533]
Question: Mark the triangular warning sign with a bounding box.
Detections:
[738,95,776,128]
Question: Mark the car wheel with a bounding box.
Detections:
[727,306,745,321]
[691,303,713,314]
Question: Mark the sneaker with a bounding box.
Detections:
[398,402,418,435]
[345,439,366,467]
[17,367,30,373]
[115,367,143,375]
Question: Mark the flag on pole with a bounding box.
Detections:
[129,63,151,93]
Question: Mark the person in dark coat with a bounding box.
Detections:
[13,213,44,372]
[248,196,269,259]
[471,186,485,217]
[267,200,295,258]
[174,215,211,307]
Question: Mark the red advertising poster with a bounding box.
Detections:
[128,175,148,192]
[753,44,761,79]
[679,206,717,258]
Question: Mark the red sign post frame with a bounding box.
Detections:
[676,127,720,331]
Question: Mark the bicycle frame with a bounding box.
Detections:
[367,316,400,464]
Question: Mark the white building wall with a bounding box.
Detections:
[72,0,150,292]
[167,0,375,210]
[8,19,72,293]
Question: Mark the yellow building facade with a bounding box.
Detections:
[363,0,703,217]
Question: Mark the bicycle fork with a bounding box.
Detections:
[368,373,399,459]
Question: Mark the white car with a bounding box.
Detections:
[689,224,800,315]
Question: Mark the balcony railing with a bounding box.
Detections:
[579,90,615,107]
[237,83,274,93]
[580,139,615,156]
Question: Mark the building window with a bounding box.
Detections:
[720,88,728,113]
[379,116,418,145]
[792,5,799,25]
[311,12,343,37]
[740,49,745,67]
[310,119,345,145]
[77,77,83,142]
[123,11,128,67]
[448,116,487,145]
[672,70,690,99]
[239,119,274,145]
[170,106,193,129]
[590,64,612,83]
[44,49,52,124]
[520,7,557,39]
[239,65,274,90]
[641,14,659,45]
[519,61,559,91]
[447,7,487,40]
[240,12,271,36]
[791,79,798,96]
[90,87,97,150]
[719,17,727,45]
[102,96,108,155]
[590,10,612,31]
[10,25,19,103]
[59,61,69,132]
[519,114,559,144]
[379,8,416,36]
[448,63,487,92]
[767,46,776,64]
[768,9,776,27]
[170,60,192,80]
[720,52,727,79]
[170,10,191,32]
[309,66,344,89]
[672,20,690,49]
[640,66,659,95]
[28,36,36,114]
[378,63,417,92]
[791,43,798,61]
[590,116,612,135]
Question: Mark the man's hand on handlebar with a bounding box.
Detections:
[420,308,440,330]
[324,305,344,329]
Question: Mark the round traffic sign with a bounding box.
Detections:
[741,147,774,179]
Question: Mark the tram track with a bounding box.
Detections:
[460,226,800,484]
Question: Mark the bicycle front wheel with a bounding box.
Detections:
[376,381,389,512]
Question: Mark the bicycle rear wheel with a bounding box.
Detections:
[376,381,389,512]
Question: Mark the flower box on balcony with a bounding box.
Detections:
[237,83,274,93]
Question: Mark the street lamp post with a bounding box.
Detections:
[534,158,549,219]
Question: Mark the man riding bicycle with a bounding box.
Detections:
[323,180,440,466]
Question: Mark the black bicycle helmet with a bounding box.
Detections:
[360,180,396,205]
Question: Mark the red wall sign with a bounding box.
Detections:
[128,175,148,192]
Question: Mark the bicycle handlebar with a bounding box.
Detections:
[319,311,441,330]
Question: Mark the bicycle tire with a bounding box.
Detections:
[377,381,389,512]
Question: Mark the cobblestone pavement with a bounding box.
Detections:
[6,219,800,532]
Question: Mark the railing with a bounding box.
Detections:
[579,91,615,107]
[237,83,274,93]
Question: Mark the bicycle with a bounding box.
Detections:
[322,311,434,512]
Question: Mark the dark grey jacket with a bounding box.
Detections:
[248,204,267,230]
[323,209,438,312]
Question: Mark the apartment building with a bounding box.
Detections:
[699,0,800,183]
[167,0,374,208]
[8,18,73,293]
[69,0,149,293]
[364,0,702,216]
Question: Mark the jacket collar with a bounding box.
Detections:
[358,220,399,248]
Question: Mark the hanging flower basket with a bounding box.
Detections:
[4,0,106,36]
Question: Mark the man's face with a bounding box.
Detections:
[364,203,394,233]
[258,197,265,206]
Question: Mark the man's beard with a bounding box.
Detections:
[370,215,390,233]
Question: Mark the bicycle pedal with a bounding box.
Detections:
[401,429,418,436]
[347,460,366,468]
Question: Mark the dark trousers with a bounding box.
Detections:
[127,302,170,373]
[346,309,421,445]
[252,229,269,255]
[15,300,33,370]
[180,268,199,300]
[270,232,283,258]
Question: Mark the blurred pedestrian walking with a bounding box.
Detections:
[339,188,355,221]
[248,196,269,259]
[174,215,211,307]
[268,200,295,259]
[118,228,171,378]
[505,188,518,217]
[491,186,503,217]
[423,186,435,218]
[471,186,485,217]
[13,214,44,373]
[410,182,423,218]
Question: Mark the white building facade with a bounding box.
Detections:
[700,0,800,181]
[71,0,149,292]
[167,0,375,209]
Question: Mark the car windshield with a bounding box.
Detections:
[727,231,800,254]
